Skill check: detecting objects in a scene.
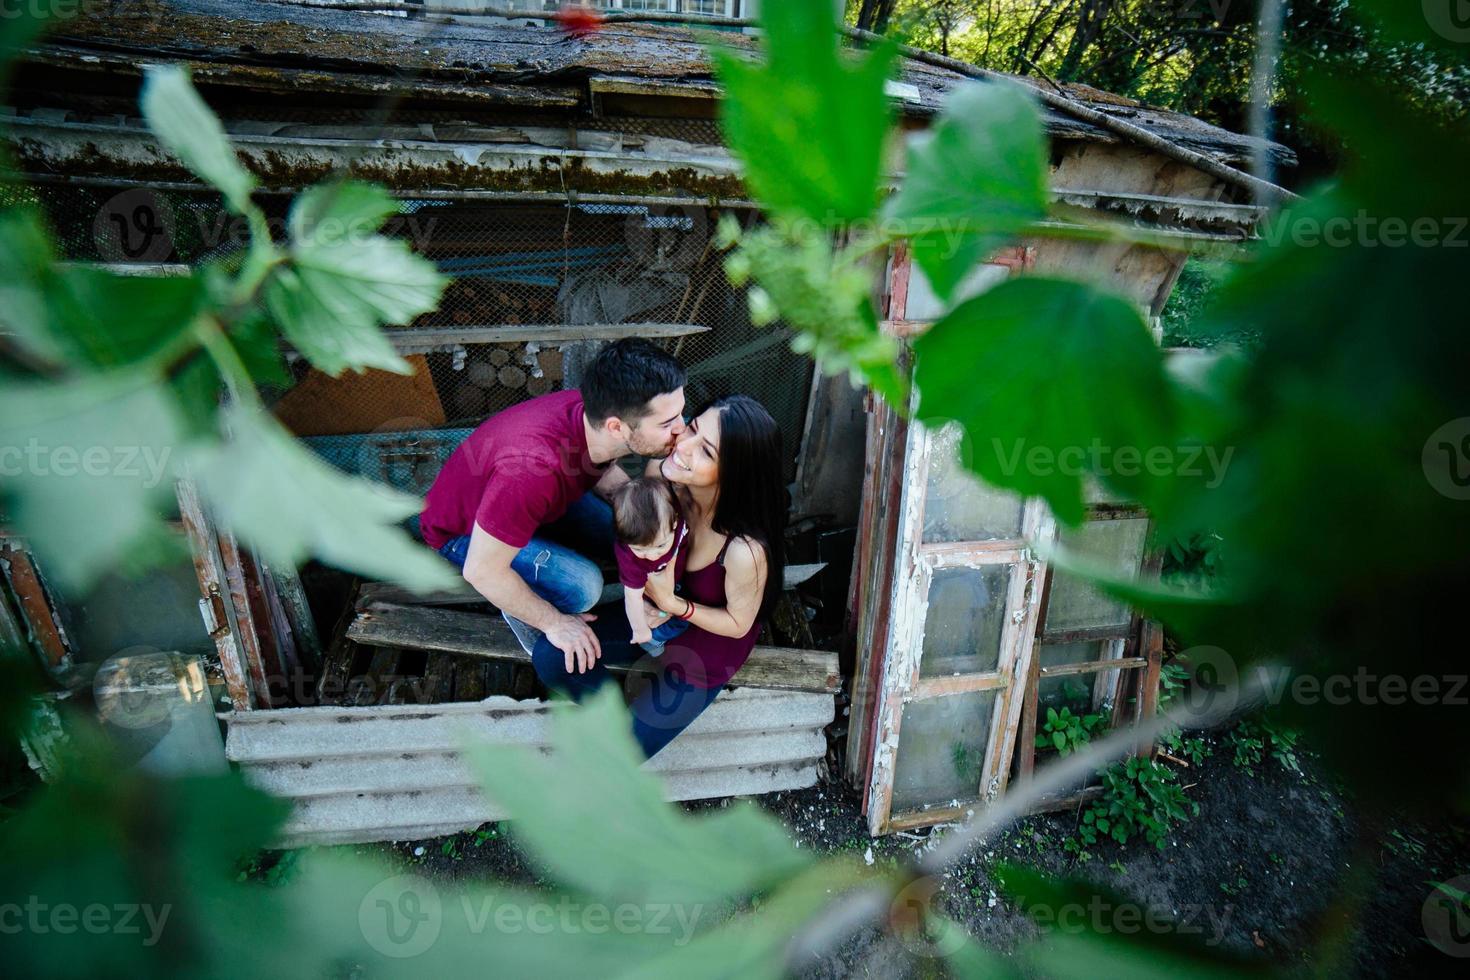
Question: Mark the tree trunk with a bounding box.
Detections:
[855,0,898,33]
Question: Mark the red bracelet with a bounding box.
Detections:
[676,598,694,621]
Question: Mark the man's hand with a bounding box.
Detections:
[544,611,601,674]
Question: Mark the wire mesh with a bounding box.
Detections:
[22,181,814,497]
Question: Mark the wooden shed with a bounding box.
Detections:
[0,0,1289,843]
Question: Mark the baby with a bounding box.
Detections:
[611,477,690,656]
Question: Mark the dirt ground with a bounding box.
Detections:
[343,736,1468,978]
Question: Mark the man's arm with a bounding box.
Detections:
[460,523,601,673]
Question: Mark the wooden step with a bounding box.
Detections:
[346,602,841,695]
[356,562,828,610]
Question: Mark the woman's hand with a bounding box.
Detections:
[642,598,670,630]
[643,564,677,611]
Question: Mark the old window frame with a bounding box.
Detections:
[852,245,1059,834]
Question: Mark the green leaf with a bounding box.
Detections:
[884,82,1047,302]
[0,208,68,363]
[187,405,459,592]
[721,219,904,405]
[0,209,207,371]
[914,277,1176,525]
[711,3,896,225]
[265,182,445,376]
[463,687,810,908]
[621,860,878,980]
[0,372,186,592]
[1052,731,1067,751]
[140,66,257,214]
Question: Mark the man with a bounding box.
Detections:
[420,339,686,671]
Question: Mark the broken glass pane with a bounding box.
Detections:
[891,689,998,813]
[918,563,1012,677]
[1045,518,1149,632]
[922,423,1025,543]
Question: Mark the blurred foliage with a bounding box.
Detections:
[719,2,1467,967]
[1,2,1466,977]
[0,59,456,595]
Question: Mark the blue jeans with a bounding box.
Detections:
[642,616,690,657]
[530,605,723,759]
[437,493,614,653]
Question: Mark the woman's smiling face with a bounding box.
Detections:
[660,407,720,488]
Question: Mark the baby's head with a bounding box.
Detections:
[612,478,679,560]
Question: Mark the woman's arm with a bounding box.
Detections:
[648,537,767,639]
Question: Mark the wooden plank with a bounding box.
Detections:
[1134,619,1165,757]
[177,479,255,711]
[354,648,401,707]
[382,323,710,352]
[909,673,1007,699]
[0,578,26,653]
[357,580,484,609]
[269,561,323,672]
[347,602,842,695]
[273,354,446,437]
[1040,624,1135,645]
[217,528,282,709]
[452,656,487,702]
[1039,657,1147,679]
[421,649,458,704]
[0,542,69,670]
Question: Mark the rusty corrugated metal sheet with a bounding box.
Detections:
[222,687,835,847]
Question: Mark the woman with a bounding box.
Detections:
[529,394,786,758]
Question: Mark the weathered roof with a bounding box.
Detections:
[23,0,1291,168]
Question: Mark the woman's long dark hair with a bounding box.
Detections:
[707,394,786,620]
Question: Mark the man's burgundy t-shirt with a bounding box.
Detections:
[420,390,606,550]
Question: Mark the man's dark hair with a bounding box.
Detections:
[581,338,686,425]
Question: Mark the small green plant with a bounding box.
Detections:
[1158,662,1191,708]
[1219,875,1248,898]
[1228,717,1301,773]
[1227,721,1266,770]
[1066,758,1198,855]
[1259,716,1302,772]
[1036,706,1106,757]
[474,826,500,847]
[1158,728,1212,767]
[1386,829,1427,863]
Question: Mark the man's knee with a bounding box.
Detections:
[565,560,603,613]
